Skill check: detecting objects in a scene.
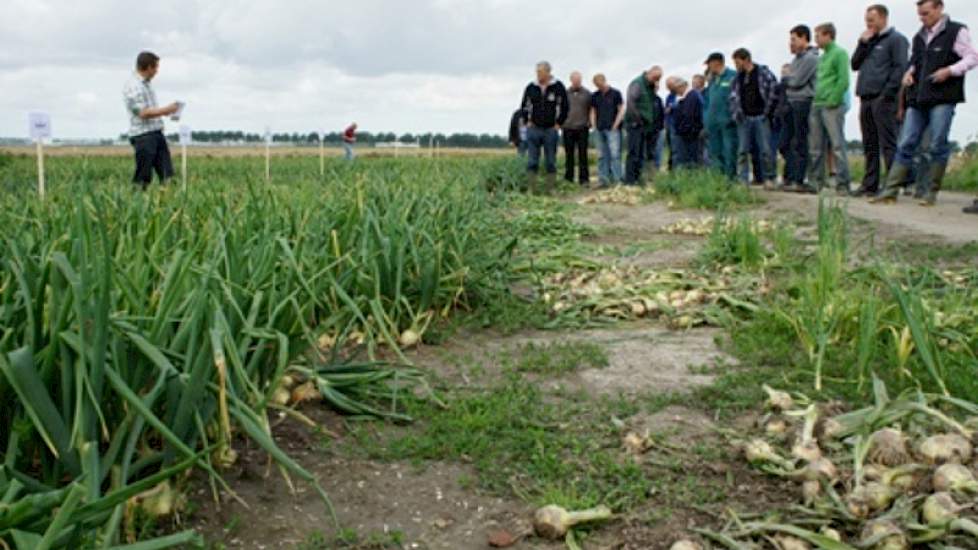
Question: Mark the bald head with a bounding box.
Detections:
[570,71,583,89]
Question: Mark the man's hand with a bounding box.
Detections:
[902,71,915,87]
[781,65,791,78]
[163,102,181,115]
[930,67,953,83]
[860,29,876,43]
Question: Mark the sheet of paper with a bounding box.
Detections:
[29,112,52,140]
[171,101,186,121]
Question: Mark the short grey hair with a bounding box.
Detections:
[536,61,552,72]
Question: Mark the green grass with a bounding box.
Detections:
[945,152,978,191]
[502,341,609,375]
[652,169,763,211]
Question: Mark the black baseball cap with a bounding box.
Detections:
[705,52,725,64]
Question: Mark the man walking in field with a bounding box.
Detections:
[781,26,820,192]
[851,5,910,197]
[808,23,853,195]
[590,74,625,186]
[123,51,181,190]
[872,0,978,208]
[520,61,569,193]
[705,52,739,179]
[563,72,592,186]
[730,49,780,187]
[624,67,661,185]
[342,123,358,161]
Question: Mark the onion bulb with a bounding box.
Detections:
[819,527,842,542]
[802,480,822,504]
[271,387,291,406]
[799,457,839,484]
[792,441,823,462]
[860,520,908,550]
[765,418,789,436]
[933,463,978,494]
[399,329,421,348]
[138,481,178,518]
[762,385,794,412]
[816,417,846,442]
[744,439,788,467]
[775,536,810,550]
[669,541,703,550]
[867,428,911,467]
[846,482,896,518]
[923,492,961,526]
[533,504,613,539]
[919,434,973,465]
[291,381,319,404]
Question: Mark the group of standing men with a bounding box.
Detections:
[512,0,978,213]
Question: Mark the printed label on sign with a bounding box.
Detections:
[29,112,52,140]
[179,125,192,145]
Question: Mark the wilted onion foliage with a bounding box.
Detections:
[0,156,518,548]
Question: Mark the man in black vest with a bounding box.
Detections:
[871,0,978,206]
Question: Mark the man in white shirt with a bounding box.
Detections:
[123,51,181,189]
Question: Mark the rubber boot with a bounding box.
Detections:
[527,172,540,195]
[964,199,978,215]
[918,163,946,206]
[869,164,910,204]
[544,173,557,195]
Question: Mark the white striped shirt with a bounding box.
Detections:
[123,73,164,137]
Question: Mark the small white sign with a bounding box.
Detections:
[264,127,272,144]
[28,112,52,140]
[179,125,192,145]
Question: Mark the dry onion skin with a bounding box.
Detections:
[867,428,911,467]
[918,434,973,465]
[763,385,794,412]
[846,482,896,519]
[922,492,961,526]
[775,536,811,550]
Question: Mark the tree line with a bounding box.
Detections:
[138,130,511,148]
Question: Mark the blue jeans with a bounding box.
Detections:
[807,105,850,188]
[894,104,956,170]
[517,141,528,157]
[595,129,623,184]
[737,116,774,183]
[343,142,355,161]
[784,100,812,184]
[526,126,559,174]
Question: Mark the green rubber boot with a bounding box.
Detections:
[869,164,910,204]
[918,163,947,207]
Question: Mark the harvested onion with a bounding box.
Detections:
[923,492,960,526]
[669,540,703,550]
[399,329,421,348]
[933,463,978,494]
[744,439,789,467]
[533,504,613,539]
[919,434,973,465]
[846,482,896,518]
[763,385,794,412]
[860,520,908,550]
[867,428,911,467]
[776,536,810,550]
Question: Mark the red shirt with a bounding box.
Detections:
[343,126,356,143]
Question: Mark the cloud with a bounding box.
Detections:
[1,0,977,141]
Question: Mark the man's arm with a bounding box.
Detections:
[949,27,978,76]
[124,85,177,120]
[830,50,851,107]
[557,84,570,127]
[851,38,873,71]
[785,53,818,91]
[613,101,625,129]
[625,82,641,123]
[884,34,910,98]
[519,86,530,125]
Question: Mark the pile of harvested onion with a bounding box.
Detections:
[577,186,654,206]
[670,380,978,549]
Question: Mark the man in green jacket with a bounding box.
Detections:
[807,23,852,195]
[624,66,662,185]
[704,52,739,179]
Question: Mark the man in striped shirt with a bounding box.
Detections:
[123,51,181,189]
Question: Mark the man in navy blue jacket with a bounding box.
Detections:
[669,77,705,168]
[520,61,570,194]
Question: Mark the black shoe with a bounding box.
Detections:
[964,200,978,215]
[852,187,878,198]
[902,186,915,197]
[796,185,818,195]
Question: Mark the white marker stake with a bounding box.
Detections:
[264,128,272,183]
[28,113,51,198]
[429,135,434,159]
[179,125,191,191]
[319,133,325,178]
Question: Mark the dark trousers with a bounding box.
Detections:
[859,95,898,192]
[130,130,174,188]
[673,134,702,168]
[562,128,590,183]
[625,123,647,184]
[784,99,812,185]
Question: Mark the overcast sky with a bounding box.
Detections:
[2,0,978,141]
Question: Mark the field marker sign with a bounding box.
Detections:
[179,125,191,190]
[29,112,51,198]
[264,127,272,182]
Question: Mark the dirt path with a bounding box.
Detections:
[760,189,977,245]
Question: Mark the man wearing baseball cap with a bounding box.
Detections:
[704,53,739,179]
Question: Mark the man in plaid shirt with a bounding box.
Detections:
[123,51,181,189]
